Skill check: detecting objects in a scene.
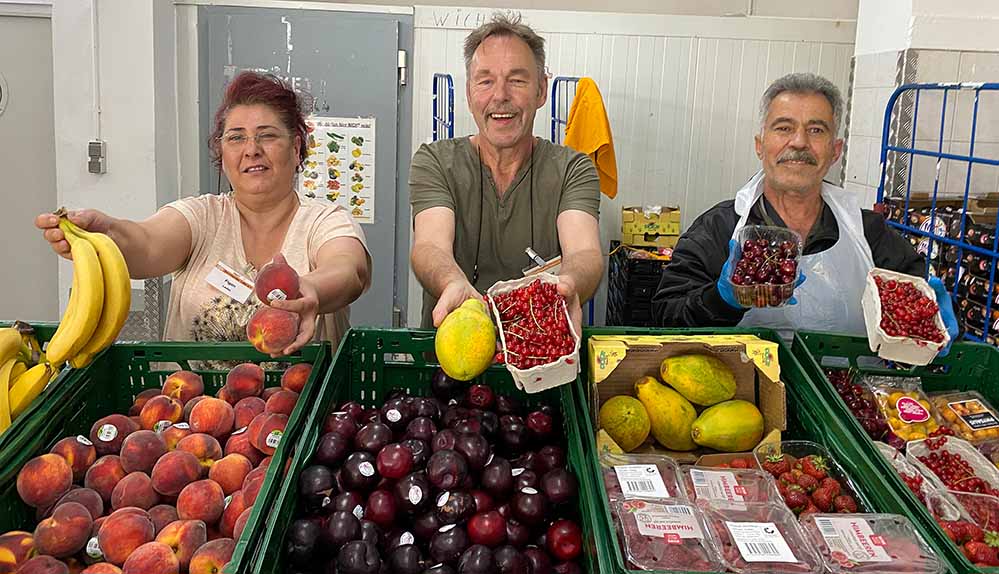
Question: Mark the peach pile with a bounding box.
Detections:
[2,362,310,573]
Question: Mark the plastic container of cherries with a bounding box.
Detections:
[727,225,803,308]
[487,272,580,394]
[860,268,950,365]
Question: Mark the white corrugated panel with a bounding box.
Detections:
[408,6,856,326]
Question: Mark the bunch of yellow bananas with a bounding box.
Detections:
[46,214,131,369]
[0,323,60,434]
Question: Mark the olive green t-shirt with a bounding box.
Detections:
[410,136,601,327]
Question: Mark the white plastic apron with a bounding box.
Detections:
[733,171,874,337]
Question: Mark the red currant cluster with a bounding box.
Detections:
[899,470,926,503]
[730,239,799,286]
[874,276,946,343]
[919,438,999,496]
[490,280,574,370]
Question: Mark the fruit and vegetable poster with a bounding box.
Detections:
[300,116,375,224]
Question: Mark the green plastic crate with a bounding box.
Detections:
[0,340,330,574]
[793,330,999,574]
[0,322,71,462]
[249,328,607,574]
[577,327,936,574]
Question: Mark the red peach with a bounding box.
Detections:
[97,511,154,566]
[246,307,300,355]
[161,371,205,405]
[280,363,312,394]
[13,555,69,574]
[121,541,179,574]
[223,363,264,402]
[232,397,265,430]
[82,564,122,574]
[84,456,127,505]
[129,389,162,417]
[208,454,252,496]
[249,413,288,456]
[33,501,93,558]
[176,434,223,475]
[150,451,202,497]
[177,480,225,525]
[158,423,192,452]
[148,505,179,536]
[232,507,253,540]
[0,530,35,567]
[218,490,247,538]
[182,396,206,422]
[89,415,139,456]
[188,398,235,440]
[50,435,97,482]
[223,429,263,467]
[241,467,266,507]
[253,252,300,303]
[264,390,298,416]
[139,396,184,433]
[119,431,167,475]
[155,520,207,571]
[54,488,104,522]
[17,454,73,508]
[188,538,234,574]
[261,386,281,401]
[111,472,159,511]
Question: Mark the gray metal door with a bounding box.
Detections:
[199,7,409,328]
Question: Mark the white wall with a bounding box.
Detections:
[305,0,858,19]
[408,6,856,326]
[854,0,911,57]
[51,0,178,309]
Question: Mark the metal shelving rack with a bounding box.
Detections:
[432,73,454,142]
[877,82,999,343]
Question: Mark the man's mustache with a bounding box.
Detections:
[778,150,817,165]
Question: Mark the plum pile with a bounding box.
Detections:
[283,370,584,574]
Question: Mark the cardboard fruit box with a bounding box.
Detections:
[587,334,786,461]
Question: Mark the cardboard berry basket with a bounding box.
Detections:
[0,340,330,574]
[793,330,999,574]
[578,327,906,574]
[487,272,581,394]
[860,268,950,366]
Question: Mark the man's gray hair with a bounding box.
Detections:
[463,12,546,83]
[760,73,844,136]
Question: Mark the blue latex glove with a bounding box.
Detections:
[929,276,960,357]
[718,239,806,308]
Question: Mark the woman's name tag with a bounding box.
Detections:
[205,260,254,303]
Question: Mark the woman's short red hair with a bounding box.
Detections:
[209,71,308,170]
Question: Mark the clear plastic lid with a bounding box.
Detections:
[701,501,823,574]
[907,436,999,495]
[680,465,779,506]
[865,377,943,442]
[753,440,867,515]
[929,390,999,444]
[600,452,685,504]
[801,513,944,574]
[614,498,724,572]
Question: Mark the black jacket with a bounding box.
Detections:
[651,195,926,327]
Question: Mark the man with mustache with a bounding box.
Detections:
[653,73,957,340]
[409,13,602,334]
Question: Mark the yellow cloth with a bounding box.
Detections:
[563,77,618,199]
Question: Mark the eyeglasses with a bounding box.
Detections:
[219,131,290,149]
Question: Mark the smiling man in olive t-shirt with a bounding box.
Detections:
[409,13,603,333]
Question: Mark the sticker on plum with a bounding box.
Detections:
[690,469,748,502]
[895,397,930,423]
[726,522,798,563]
[614,464,671,499]
[814,517,891,564]
[948,399,999,431]
[622,500,703,540]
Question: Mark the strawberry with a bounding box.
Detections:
[796,474,819,493]
[799,502,820,519]
[778,472,795,486]
[784,489,809,513]
[965,522,985,543]
[791,468,804,480]
[811,487,835,512]
[937,519,963,543]
[730,458,750,469]
[762,454,790,478]
[833,494,857,513]
[717,463,731,468]
[819,477,841,496]
[964,541,997,565]
[800,455,829,480]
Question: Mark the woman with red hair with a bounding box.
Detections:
[37,71,371,356]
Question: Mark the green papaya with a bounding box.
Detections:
[659,354,737,406]
[691,399,764,452]
[634,376,697,451]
